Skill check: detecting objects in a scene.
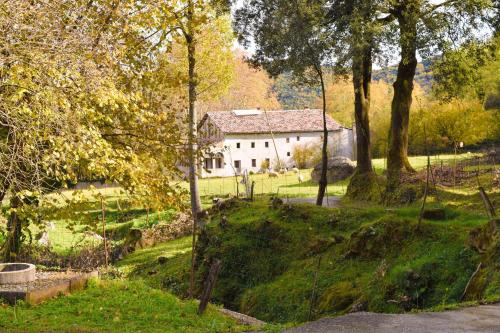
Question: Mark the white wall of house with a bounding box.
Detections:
[200,128,354,178]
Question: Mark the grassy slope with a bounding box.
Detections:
[0,279,246,333]
[123,188,498,324]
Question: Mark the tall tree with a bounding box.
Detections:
[0,0,186,260]
[148,0,233,297]
[327,0,382,200]
[235,0,336,206]
[379,0,492,193]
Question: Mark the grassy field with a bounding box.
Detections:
[0,152,482,254]
[193,153,478,199]
[0,279,252,333]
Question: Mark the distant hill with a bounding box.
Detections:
[272,62,435,109]
[373,60,434,91]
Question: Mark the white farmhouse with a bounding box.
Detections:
[198,109,355,178]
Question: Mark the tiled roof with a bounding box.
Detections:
[202,109,342,134]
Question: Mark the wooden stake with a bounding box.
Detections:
[479,187,496,219]
[308,256,322,321]
[250,181,255,201]
[100,196,108,268]
[418,126,431,228]
[198,259,222,315]
[189,213,198,299]
[461,262,482,301]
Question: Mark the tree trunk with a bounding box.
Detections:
[3,194,22,262]
[386,14,418,191]
[316,69,328,206]
[352,48,373,174]
[346,43,379,201]
[186,0,202,299]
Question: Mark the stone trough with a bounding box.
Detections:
[0,263,97,305]
[0,263,36,284]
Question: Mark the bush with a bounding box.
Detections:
[260,159,270,171]
[292,142,319,168]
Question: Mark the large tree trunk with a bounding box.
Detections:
[346,43,379,201]
[3,194,22,262]
[353,48,373,174]
[316,69,328,206]
[386,13,418,191]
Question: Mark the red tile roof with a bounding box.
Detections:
[202,109,342,134]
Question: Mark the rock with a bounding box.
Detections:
[468,222,495,253]
[422,208,446,220]
[218,308,266,326]
[349,298,368,313]
[157,256,168,265]
[270,197,283,208]
[220,215,228,228]
[311,156,355,183]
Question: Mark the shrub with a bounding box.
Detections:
[260,159,270,171]
[292,142,316,168]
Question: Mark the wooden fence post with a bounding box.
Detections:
[308,256,322,321]
[479,187,496,219]
[198,259,222,315]
[100,196,108,268]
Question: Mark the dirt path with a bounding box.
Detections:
[285,196,341,208]
[283,304,500,333]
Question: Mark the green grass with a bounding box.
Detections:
[192,153,478,200]
[125,186,498,324]
[0,279,249,333]
[116,236,192,276]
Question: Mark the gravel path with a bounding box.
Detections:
[283,304,500,333]
[285,196,341,208]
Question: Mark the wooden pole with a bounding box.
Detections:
[198,259,222,315]
[308,256,322,321]
[453,143,457,189]
[418,126,431,228]
[479,187,496,219]
[101,196,108,268]
[189,220,197,298]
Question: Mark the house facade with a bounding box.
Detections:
[198,109,355,178]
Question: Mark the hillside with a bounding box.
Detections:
[372,60,434,92]
[122,194,499,323]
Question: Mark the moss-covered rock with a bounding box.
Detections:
[346,216,415,259]
[383,182,426,205]
[318,281,360,313]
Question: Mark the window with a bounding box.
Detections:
[286,138,290,143]
[251,142,255,148]
[252,159,256,167]
[265,141,269,148]
[234,160,241,170]
[236,142,240,149]
[297,136,300,141]
[215,157,223,169]
[204,158,213,170]
[287,152,291,157]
